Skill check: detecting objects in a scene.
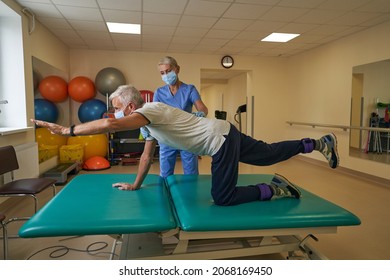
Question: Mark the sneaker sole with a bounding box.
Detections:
[274,173,302,199]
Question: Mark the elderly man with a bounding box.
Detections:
[32,85,339,206]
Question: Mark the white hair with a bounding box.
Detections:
[109,85,145,107]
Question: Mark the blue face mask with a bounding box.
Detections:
[114,110,125,119]
[162,71,177,86]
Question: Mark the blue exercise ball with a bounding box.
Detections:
[78,99,107,123]
[34,98,59,123]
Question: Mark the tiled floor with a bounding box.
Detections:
[1,155,390,260]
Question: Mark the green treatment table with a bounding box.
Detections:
[19,174,361,259]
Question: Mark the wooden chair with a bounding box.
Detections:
[0,212,8,259]
[0,145,57,219]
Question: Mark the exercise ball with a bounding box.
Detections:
[67,134,108,161]
[68,76,96,102]
[82,156,110,171]
[95,67,126,95]
[35,127,68,147]
[78,99,107,123]
[38,75,68,102]
[34,98,59,123]
[140,90,154,102]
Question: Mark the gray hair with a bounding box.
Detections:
[109,85,145,107]
[158,56,179,68]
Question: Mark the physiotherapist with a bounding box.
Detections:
[153,56,209,178]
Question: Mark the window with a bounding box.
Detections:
[0,1,27,132]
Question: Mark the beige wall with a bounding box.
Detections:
[285,20,390,180]
[201,83,227,119]
[68,21,390,181]
[69,50,286,128]
[224,73,247,128]
[3,0,390,181]
[201,73,247,132]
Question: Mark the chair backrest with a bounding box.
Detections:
[0,145,19,175]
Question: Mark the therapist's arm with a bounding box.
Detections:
[194,99,209,116]
[112,139,157,191]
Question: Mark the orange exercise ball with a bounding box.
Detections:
[67,134,108,161]
[35,127,68,147]
[38,75,68,102]
[68,76,96,102]
[82,156,110,171]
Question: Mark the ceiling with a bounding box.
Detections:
[14,0,390,58]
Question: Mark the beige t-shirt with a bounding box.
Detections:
[136,102,230,156]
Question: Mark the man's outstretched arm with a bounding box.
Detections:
[31,112,149,136]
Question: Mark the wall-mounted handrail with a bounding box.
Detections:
[286,121,390,133]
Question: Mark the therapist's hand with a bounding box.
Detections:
[112,182,140,191]
[193,111,206,117]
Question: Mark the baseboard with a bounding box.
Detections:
[296,155,390,188]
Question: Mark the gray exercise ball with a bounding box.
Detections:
[95,67,126,95]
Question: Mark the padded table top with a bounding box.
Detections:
[19,174,176,238]
[166,174,361,231]
[19,173,361,238]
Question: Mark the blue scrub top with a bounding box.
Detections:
[153,82,201,113]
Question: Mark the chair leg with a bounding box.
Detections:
[31,184,56,213]
[52,184,57,196]
[31,194,38,213]
[1,221,7,260]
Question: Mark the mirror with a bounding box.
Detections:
[32,57,70,126]
[350,59,390,164]
[32,57,69,165]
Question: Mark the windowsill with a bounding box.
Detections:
[0,127,33,135]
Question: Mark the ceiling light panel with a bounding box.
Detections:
[261,33,300,42]
[107,22,141,34]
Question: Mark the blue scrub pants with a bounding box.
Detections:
[159,143,199,178]
[211,124,306,206]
